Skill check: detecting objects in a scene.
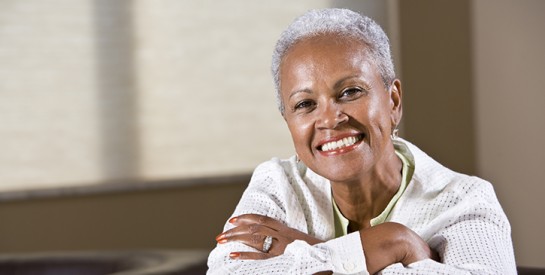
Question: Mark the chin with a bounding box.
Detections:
[318,168,360,184]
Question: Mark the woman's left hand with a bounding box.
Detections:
[215,214,324,260]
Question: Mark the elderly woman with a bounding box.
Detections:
[207,8,516,274]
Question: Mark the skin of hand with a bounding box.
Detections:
[359,222,439,274]
[216,214,438,274]
[215,213,323,260]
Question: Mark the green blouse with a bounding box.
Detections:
[333,140,415,237]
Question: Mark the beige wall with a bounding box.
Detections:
[472,0,545,267]
[0,0,331,192]
[0,1,104,189]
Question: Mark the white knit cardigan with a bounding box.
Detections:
[207,139,516,274]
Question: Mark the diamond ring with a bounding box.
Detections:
[263,235,273,253]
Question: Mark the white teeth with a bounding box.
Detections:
[321,136,359,152]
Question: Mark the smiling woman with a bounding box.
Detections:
[280,34,401,184]
[207,8,516,274]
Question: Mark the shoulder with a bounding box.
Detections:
[250,156,299,180]
[233,157,332,235]
[392,140,515,275]
[398,139,505,218]
[248,156,301,190]
[393,140,510,236]
[228,157,303,226]
[238,157,330,217]
[248,156,328,192]
[401,139,495,198]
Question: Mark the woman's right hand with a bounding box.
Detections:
[360,222,438,274]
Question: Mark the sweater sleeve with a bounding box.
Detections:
[207,232,368,274]
[378,179,517,274]
[206,159,369,275]
[379,206,516,274]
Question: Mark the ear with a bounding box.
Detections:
[389,79,403,127]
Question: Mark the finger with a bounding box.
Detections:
[229,251,273,260]
[219,233,275,252]
[230,214,285,229]
[218,223,277,240]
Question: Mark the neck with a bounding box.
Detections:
[331,143,402,231]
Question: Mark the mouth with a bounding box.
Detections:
[317,134,364,154]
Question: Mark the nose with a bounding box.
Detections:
[316,102,348,129]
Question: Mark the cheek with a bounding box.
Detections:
[351,99,392,139]
[367,97,392,125]
[368,108,394,139]
[286,117,312,148]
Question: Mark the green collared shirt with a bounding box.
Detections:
[333,140,415,237]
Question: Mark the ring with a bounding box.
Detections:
[262,235,273,253]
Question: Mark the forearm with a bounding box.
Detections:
[359,222,438,274]
[209,232,369,275]
[372,215,516,274]
[208,241,333,274]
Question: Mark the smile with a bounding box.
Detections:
[318,134,363,152]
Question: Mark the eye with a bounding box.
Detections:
[293,99,316,111]
[339,87,365,100]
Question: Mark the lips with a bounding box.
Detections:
[317,134,364,153]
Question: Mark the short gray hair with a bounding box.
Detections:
[271,8,395,114]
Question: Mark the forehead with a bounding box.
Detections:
[279,34,379,87]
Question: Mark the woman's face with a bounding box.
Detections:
[279,34,402,182]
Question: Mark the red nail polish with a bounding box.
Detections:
[229,252,240,259]
[217,238,227,244]
[229,217,238,223]
[215,233,225,241]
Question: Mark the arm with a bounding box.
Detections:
[207,158,378,274]
[217,207,515,275]
[221,216,437,274]
[359,222,438,273]
[208,159,516,274]
[376,176,517,274]
[207,159,437,274]
[379,206,516,274]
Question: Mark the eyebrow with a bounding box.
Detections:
[333,75,369,91]
[288,88,313,100]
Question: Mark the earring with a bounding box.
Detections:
[391,128,399,140]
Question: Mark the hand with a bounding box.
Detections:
[215,214,324,260]
[360,222,438,274]
[398,226,440,266]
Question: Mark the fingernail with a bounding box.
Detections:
[217,238,227,244]
[215,233,225,241]
[229,217,238,224]
[229,252,240,259]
